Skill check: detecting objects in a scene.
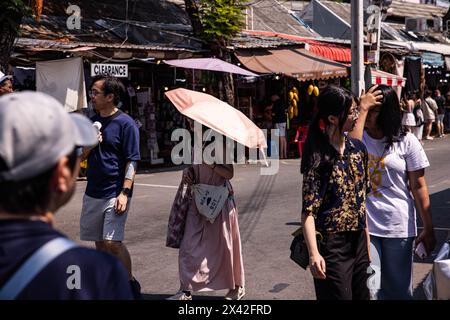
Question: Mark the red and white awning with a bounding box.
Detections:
[371,69,406,87]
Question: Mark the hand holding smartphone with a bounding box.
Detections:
[415,242,427,259]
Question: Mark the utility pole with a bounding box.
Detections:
[351,0,365,95]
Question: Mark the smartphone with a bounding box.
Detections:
[415,242,427,259]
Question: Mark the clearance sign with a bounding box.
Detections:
[91,63,128,78]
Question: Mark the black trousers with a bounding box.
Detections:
[314,230,370,300]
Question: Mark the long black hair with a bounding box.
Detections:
[300,85,355,174]
[371,84,406,149]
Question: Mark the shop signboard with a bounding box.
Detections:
[91,63,128,78]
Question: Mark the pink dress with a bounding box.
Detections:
[179,164,245,292]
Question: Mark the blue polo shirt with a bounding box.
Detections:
[0,220,133,300]
[86,111,140,199]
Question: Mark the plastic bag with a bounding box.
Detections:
[423,240,450,300]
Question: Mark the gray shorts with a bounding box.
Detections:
[80,194,130,241]
[275,122,286,137]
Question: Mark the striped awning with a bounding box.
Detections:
[235,48,348,81]
[242,30,351,62]
[371,69,406,87]
[308,44,351,63]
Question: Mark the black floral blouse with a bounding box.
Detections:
[301,137,371,234]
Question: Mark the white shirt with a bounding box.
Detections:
[362,131,429,238]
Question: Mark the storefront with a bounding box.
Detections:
[10,2,206,168]
[9,51,203,167]
[234,47,349,158]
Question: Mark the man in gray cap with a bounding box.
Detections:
[0,71,13,97]
[0,91,133,300]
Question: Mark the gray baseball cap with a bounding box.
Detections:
[0,91,98,182]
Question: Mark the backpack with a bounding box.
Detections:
[413,104,424,126]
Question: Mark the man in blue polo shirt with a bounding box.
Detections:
[80,75,141,299]
[0,92,133,299]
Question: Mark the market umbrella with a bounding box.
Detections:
[165,88,267,151]
[164,58,259,77]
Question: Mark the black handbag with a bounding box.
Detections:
[289,227,323,270]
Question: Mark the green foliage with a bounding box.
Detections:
[197,0,247,44]
[1,0,32,30]
[2,0,31,17]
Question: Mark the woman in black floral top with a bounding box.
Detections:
[300,85,382,300]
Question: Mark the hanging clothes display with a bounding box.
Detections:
[36,57,87,112]
[403,56,421,94]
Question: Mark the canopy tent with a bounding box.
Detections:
[371,69,406,87]
[234,48,348,81]
[164,57,258,77]
[36,57,87,112]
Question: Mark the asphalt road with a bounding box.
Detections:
[56,136,450,300]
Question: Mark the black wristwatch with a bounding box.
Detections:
[121,187,131,197]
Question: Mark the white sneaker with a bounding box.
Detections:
[225,286,245,300]
[167,291,192,300]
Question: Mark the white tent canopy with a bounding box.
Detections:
[36,57,87,112]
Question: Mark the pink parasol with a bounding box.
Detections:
[165,88,267,149]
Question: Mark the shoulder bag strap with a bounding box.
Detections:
[0,237,78,300]
[101,109,123,132]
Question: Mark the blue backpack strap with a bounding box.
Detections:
[0,237,78,300]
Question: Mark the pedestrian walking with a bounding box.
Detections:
[272,93,288,159]
[445,92,450,132]
[300,85,382,300]
[411,92,424,144]
[401,93,416,132]
[422,90,438,140]
[0,92,133,299]
[433,89,446,138]
[260,102,274,157]
[168,135,245,301]
[79,75,142,299]
[349,84,436,300]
